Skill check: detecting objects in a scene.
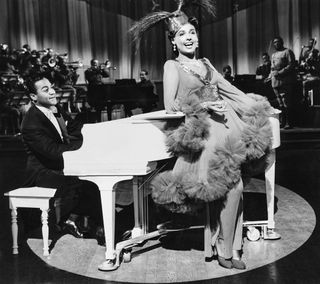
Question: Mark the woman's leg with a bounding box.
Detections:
[215,179,243,259]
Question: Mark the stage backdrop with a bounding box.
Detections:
[0,0,319,81]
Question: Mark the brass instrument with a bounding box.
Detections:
[99,60,116,70]
[47,56,57,67]
[65,60,83,69]
[0,43,8,50]
[300,38,317,67]
[46,52,69,68]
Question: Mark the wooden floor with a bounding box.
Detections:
[1,129,320,283]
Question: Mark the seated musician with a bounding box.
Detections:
[300,38,319,67]
[299,39,320,101]
[20,73,103,241]
[0,89,20,134]
[55,56,78,112]
[255,52,277,106]
[256,52,271,83]
[222,65,234,84]
[137,69,158,112]
[137,69,157,94]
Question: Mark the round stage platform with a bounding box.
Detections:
[27,179,316,283]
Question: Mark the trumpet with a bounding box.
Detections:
[65,60,83,68]
[47,56,57,67]
[100,60,116,70]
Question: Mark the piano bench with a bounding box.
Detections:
[4,186,56,256]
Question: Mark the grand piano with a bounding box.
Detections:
[63,109,281,271]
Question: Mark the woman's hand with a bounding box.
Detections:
[202,101,227,112]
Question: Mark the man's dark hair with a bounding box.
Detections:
[222,65,232,72]
[141,69,148,75]
[90,59,98,66]
[25,73,49,97]
[273,36,283,44]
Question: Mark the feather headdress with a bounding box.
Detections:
[130,0,216,44]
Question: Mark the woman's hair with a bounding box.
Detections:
[168,16,199,41]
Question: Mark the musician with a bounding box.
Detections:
[41,48,55,65]
[137,69,156,92]
[137,69,158,112]
[19,44,33,75]
[299,38,319,68]
[84,59,110,86]
[271,36,296,129]
[299,39,320,101]
[256,52,271,82]
[21,74,103,239]
[85,59,110,121]
[222,65,234,83]
[255,53,276,106]
[40,48,58,82]
[55,56,78,111]
[28,57,47,77]
[0,89,20,134]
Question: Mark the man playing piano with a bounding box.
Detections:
[20,74,103,240]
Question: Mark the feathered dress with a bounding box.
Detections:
[150,58,273,214]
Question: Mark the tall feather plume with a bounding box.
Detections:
[182,0,216,18]
[176,0,185,11]
[129,11,173,44]
[129,0,216,45]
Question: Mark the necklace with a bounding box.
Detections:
[176,59,220,101]
[176,59,210,85]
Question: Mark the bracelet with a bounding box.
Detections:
[202,102,208,110]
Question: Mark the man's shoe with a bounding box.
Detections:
[217,256,233,269]
[62,220,83,238]
[96,226,105,246]
[231,258,246,270]
[79,216,91,234]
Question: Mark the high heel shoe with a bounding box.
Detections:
[217,256,233,269]
[231,258,246,270]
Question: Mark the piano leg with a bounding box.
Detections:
[132,177,143,238]
[132,177,149,238]
[80,176,133,271]
[264,149,281,240]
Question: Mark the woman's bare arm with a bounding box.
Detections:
[163,60,180,113]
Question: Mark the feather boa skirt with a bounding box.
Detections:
[151,90,273,214]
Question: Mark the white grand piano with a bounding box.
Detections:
[63,109,281,271]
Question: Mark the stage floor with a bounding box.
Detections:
[25,179,315,283]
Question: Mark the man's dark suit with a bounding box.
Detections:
[21,104,102,224]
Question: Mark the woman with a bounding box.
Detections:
[131,4,273,270]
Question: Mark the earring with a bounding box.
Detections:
[173,44,177,51]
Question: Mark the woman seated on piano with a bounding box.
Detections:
[131,1,274,270]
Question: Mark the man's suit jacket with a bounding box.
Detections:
[21,104,83,185]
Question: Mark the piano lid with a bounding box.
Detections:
[63,110,185,176]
